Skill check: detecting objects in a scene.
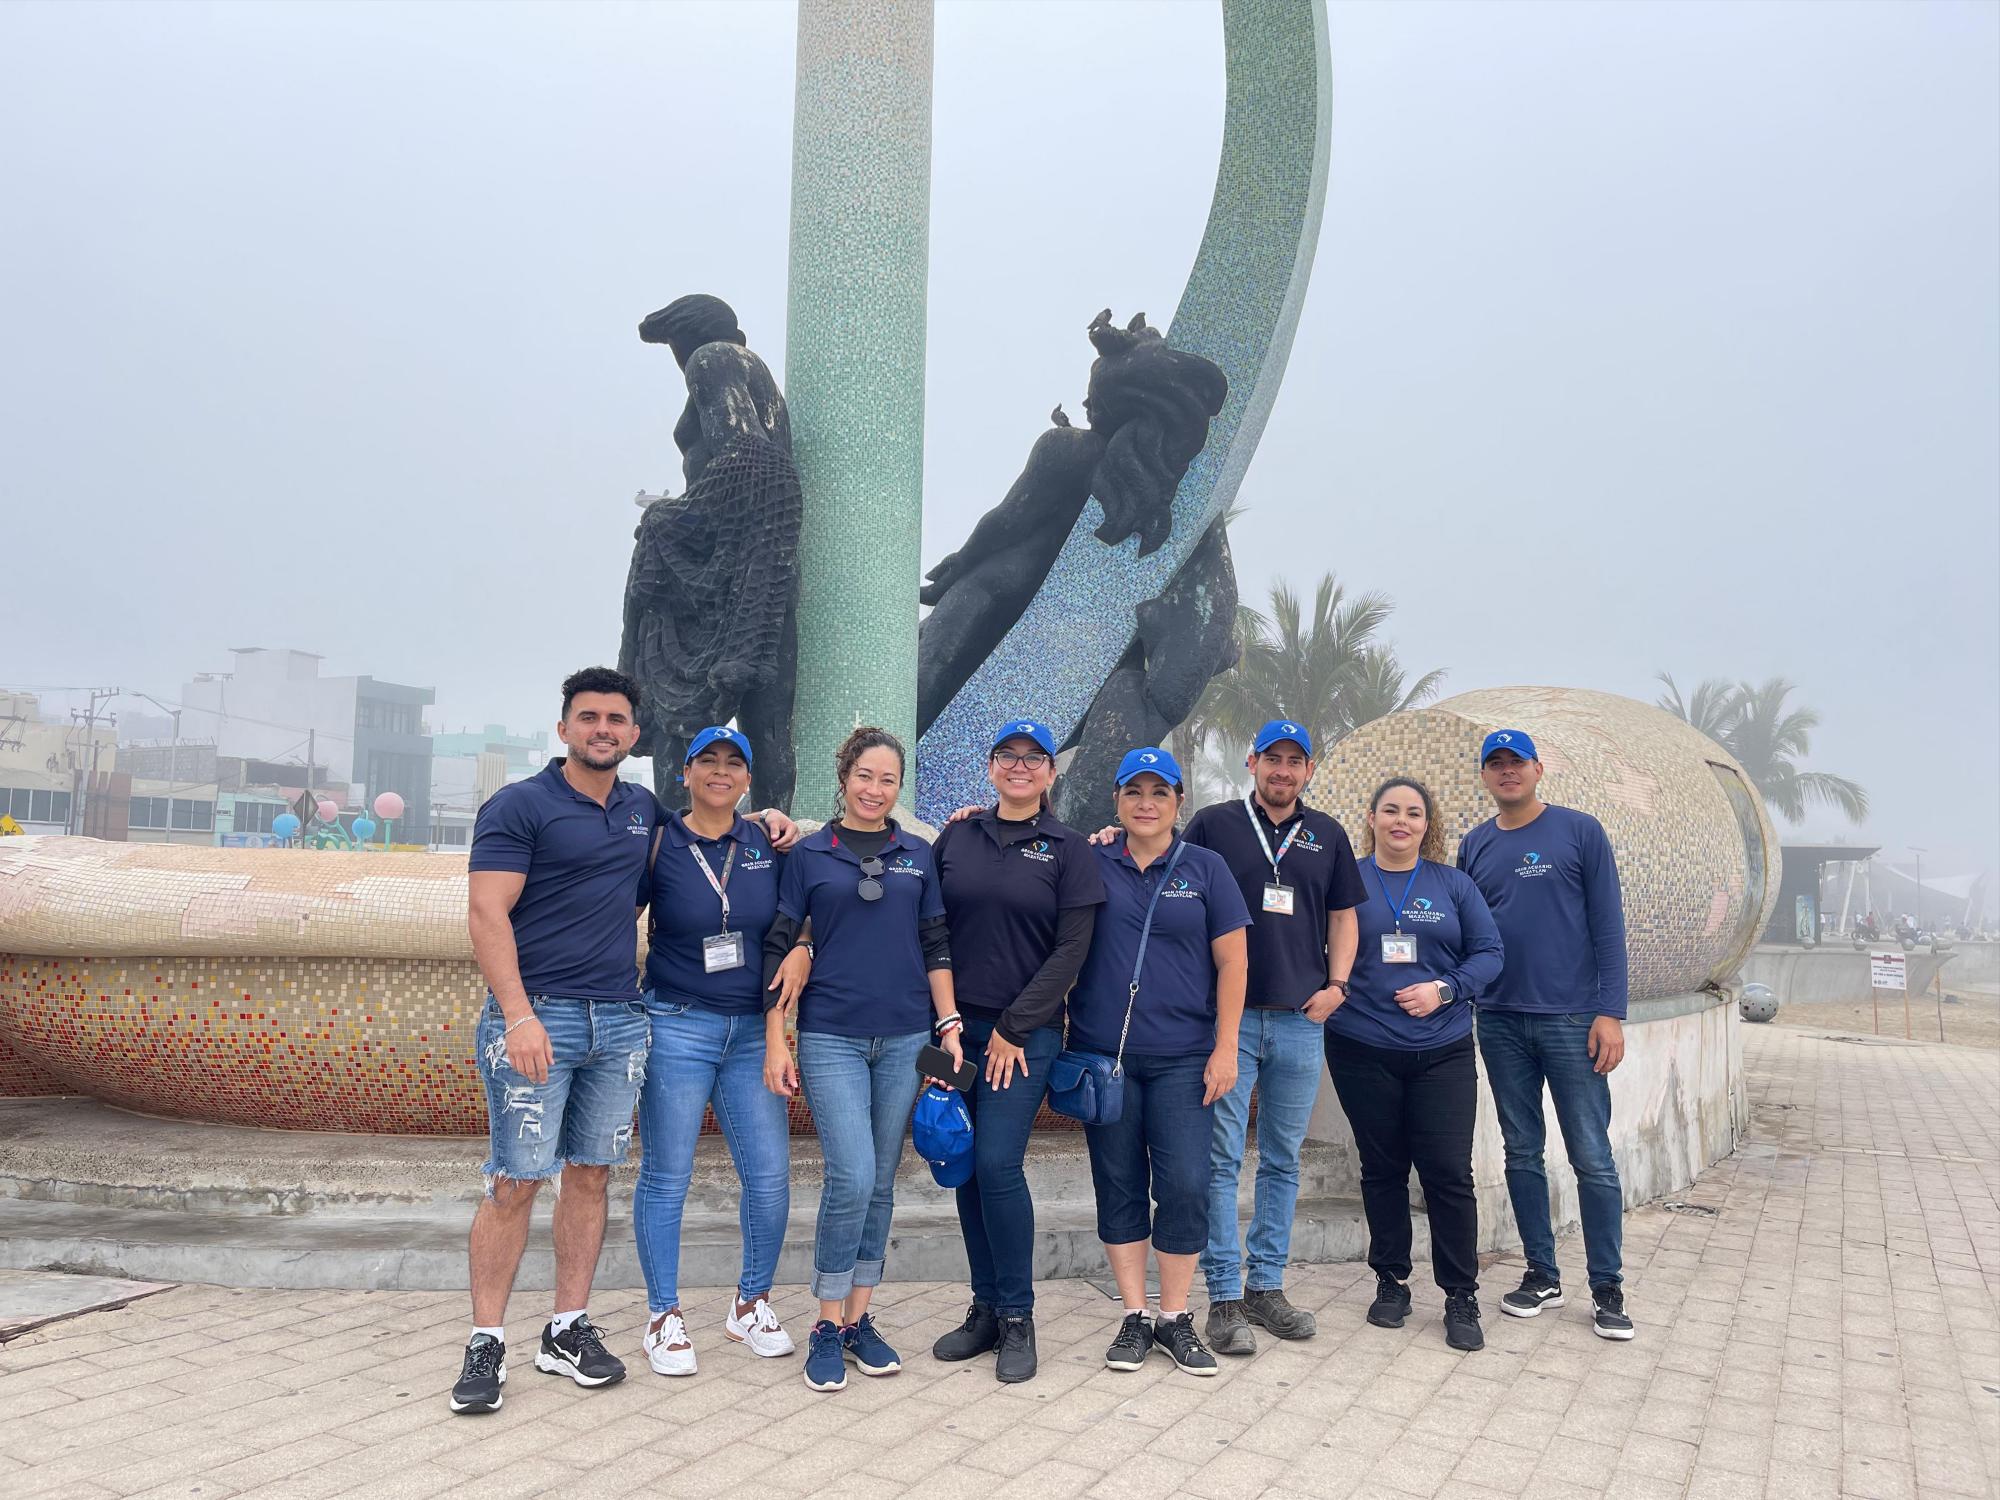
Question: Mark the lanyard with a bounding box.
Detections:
[1244,793,1303,879]
[1373,859,1422,932]
[689,841,738,931]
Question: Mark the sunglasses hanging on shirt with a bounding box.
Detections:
[857,854,886,902]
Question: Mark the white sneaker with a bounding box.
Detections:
[725,1296,796,1358]
[643,1310,697,1376]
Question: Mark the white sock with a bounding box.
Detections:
[471,1325,504,1343]
[551,1308,587,1336]
[1123,1303,1152,1319]
[1159,1307,1187,1319]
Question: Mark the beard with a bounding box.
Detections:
[571,740,630,772]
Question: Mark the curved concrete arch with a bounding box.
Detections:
[916,0,1333,822]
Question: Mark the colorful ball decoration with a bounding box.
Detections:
[271,813,301,840]
[372,792,405,821]
[315,799,340,824]
[351,817,377,841]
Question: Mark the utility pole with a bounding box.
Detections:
[68,686,120,836]
[306,728,316,806]
[1910,847,1926,935]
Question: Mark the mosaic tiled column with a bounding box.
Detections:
[785,0,934,817]
[915,0,1332,823]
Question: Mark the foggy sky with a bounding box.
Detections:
[3,0,1995,875]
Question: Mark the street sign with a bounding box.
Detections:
[1870,951,1906,991]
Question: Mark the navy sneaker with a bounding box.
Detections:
[448,1334,505,1413]
[841,1313,902,1376]
[804,1319,847,1391]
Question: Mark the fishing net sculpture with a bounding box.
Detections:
[620,294,802,808]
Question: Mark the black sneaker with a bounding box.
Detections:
[1592,1284,1635,1341]
[1499,1269,1564,1319]
[1367,1276,1412,1329]
[1444,1292,1485,1351]
[1204,1298,1257,1356]
[1104,1311,1153,1371]
[932,1300,1000,1362]
[994,1315,1037,1383]
[448,1333,505,1413]
[1152,1312,1219,1377]
[534,1315,626,1387]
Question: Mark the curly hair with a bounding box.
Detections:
[560,666,642,721]
[833,725,906,821]
[1362,776,1448,864]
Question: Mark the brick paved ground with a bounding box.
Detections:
[2,1025,1995,1500]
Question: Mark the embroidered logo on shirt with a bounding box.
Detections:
[888,854,923,877]
[1514,851,1551,879]
[626,811,650,835]
[1019,838,1055,864]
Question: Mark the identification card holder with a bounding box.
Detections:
[703,931,746,973]
[1262,883,1295,916]
[1381,932,1417,964]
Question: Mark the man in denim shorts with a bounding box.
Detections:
[449,666,658,1414]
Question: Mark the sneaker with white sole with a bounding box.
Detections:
[643,1309,697,1376]
[534,1315,626,1387]
[1499,1269,1564,1319]
[724,1296,796,1358]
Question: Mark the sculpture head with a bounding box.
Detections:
[1080,311,1228,556]
[640,295,747,366]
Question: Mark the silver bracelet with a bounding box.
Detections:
[505,1014,536,1034]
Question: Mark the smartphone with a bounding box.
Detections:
[916,1042,978,1093]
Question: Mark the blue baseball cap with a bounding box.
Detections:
[685,725,754,767]
[1252,719,1314,757]
[912,1085,975,1188]
[990,718,1057,758]
[1115,746,1184,787]
[1479,729,1538,765]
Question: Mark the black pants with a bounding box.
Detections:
[1325,1031,1480,1294]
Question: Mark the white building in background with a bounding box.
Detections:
[178,648,435,843]
[0,691,115,834]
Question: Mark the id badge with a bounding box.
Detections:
[702,932,746,973]
[1262,883,1295,916]
[1381,932,1417,964]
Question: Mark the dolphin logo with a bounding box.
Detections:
[1525,852,1540,865]
[1141,752,1159,764]
[1414,897,1433,911]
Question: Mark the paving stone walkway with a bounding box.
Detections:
[2,1025,1995,1500]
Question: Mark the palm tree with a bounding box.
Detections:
[1175,574,1445,807]
[1655,673,1869,824]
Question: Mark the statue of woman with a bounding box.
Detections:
[619,295,801,808]
[916,310,1227,734]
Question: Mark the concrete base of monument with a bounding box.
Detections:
[0,1098,1373,1293]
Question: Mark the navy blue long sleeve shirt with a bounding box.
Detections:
[1330,857,1505,1051]
[1456,803,1630,1019]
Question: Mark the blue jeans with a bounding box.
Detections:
[1201,1006,1324,1300]
[1082,1052,1213,1255]
[954,1016,1060,1317]
[632,999,791,1313]
[1475,1008,1624,1287]
[475,995,650,1183]
[797,1029,927,1301]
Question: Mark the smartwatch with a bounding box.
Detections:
[1436,980,1455,1006]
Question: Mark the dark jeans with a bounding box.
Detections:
[953,1015,1060,1317]
[1475,1008,1623,1287]
[1082,1051,1213,1255]
[1325,1031,1479,1295]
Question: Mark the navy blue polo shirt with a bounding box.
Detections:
[778,822,945,1039]
[1184,796,1367,1009]
[468,759,660,1001]
[1331,857,1505,1051]
[644,811,784,1015]
[1070,838,1252,1057]
[1457,803,1630,1018]
[932,811,1105,1016]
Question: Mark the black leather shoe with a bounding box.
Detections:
[994,1316,1037,1383]
[1204,1299,1257,1356]
[932,1300,1000,1361]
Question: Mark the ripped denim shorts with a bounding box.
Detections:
[476,994,651,1183]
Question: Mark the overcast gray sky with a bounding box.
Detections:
[3,0,1995,877]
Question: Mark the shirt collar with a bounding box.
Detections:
[538,758,648,811]
[664,810,759,849]
[974,807,1063,848]
[803,819,917,864]
[1247,793,1305,832]
[1111,834,1183,873]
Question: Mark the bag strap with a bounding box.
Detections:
[1112,841,1187,1073]
[645,822,666,948]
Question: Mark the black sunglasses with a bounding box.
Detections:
[857,854,885,902]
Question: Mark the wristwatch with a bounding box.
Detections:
[1435,980,1455,1006]
[1328,977,1349,995]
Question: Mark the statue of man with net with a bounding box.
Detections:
[619,295,801,808]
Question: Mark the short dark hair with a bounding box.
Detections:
[560,667,641,720]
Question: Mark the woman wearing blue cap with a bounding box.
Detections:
[633,726,811,1378]
[928,719,1105,1383]
[760,725,963,1393]
[1326,776,1504,1351]
[1074,746,1250,1378]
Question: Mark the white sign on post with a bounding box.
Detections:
[1870,951,1906,991]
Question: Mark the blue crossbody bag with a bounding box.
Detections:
[1046,842,1186,1126]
